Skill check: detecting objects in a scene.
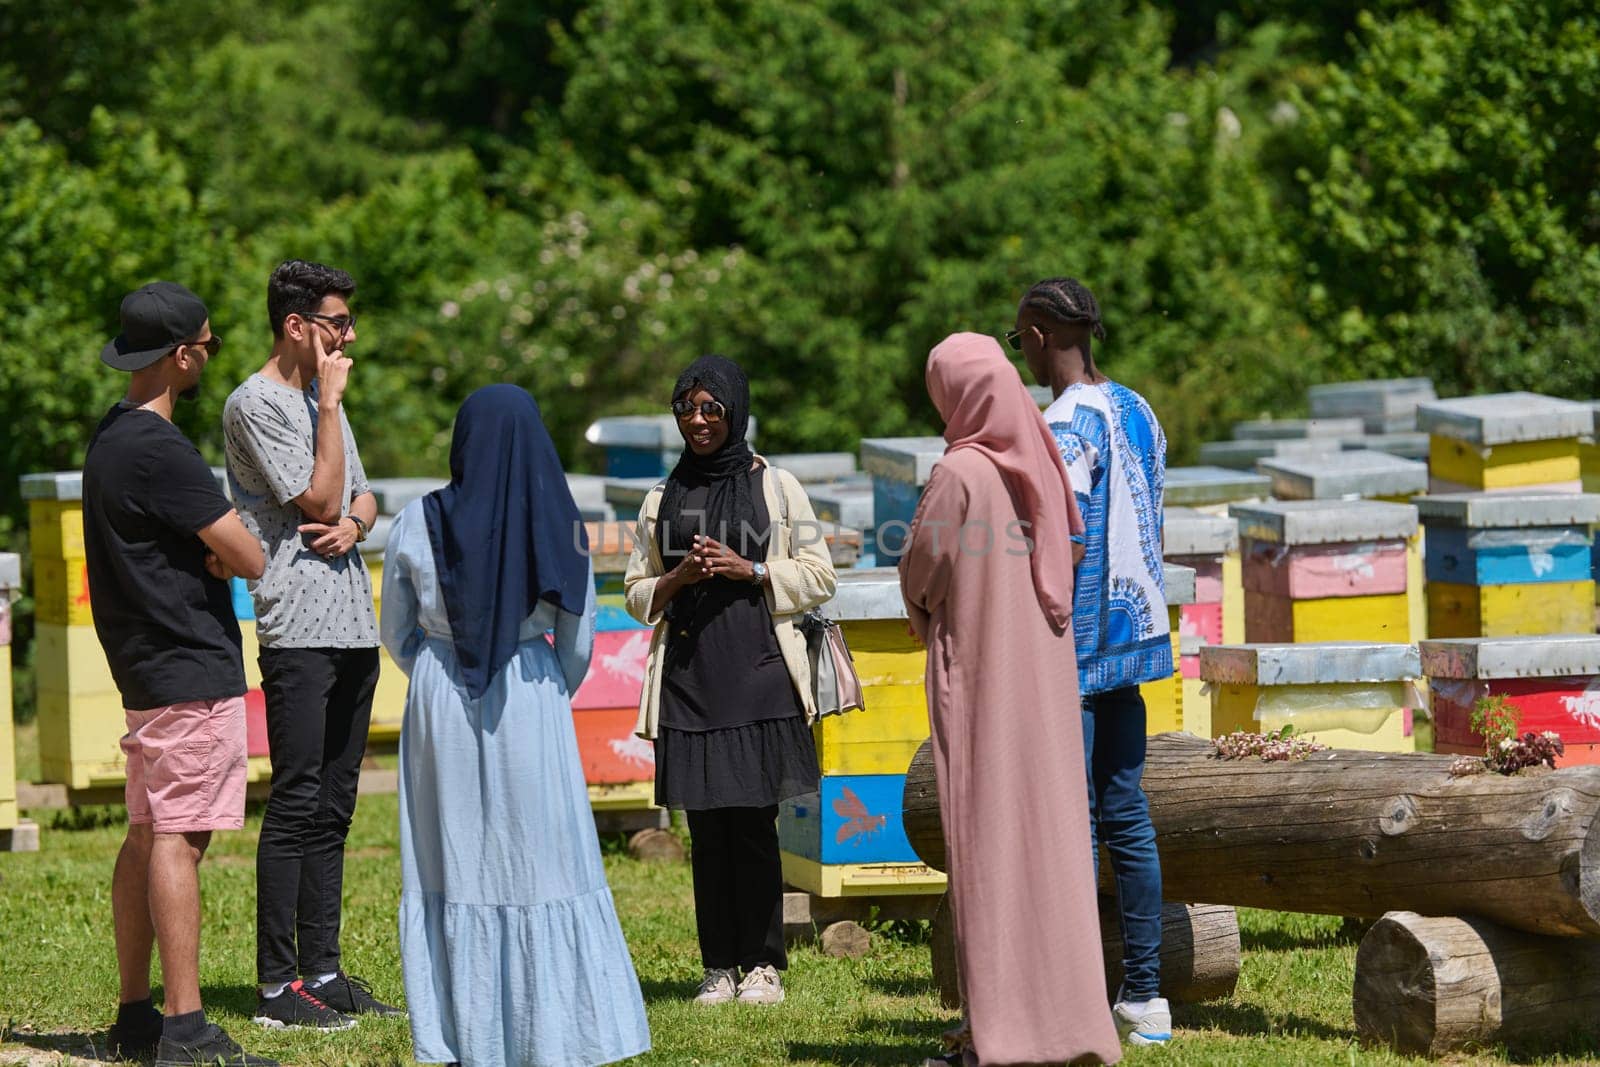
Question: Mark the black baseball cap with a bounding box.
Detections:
[100,281,210,371]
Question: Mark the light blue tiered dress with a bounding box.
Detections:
[381,501,650,1067]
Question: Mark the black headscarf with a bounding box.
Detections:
[423,384,590,700]
[657,356,761,616]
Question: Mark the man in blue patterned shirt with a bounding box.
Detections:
[1010,276,1171,1047]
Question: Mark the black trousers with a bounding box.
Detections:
[686,805,787,972]
[255,646,380,984]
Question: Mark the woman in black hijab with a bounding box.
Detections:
[624,355,836,1008]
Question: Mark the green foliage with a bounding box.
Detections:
[1470,693,1522,749]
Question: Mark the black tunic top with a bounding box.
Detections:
[657,467,804,731]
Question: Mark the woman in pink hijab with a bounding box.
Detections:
[899,333,1121,1066]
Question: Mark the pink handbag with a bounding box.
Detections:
[799,610,866,717]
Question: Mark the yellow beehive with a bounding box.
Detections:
[363,555,404,742]
[1139,604,1183,735]
[1210,682,1414,752]
[1245,591,1412,644]
[1428,435,1581,491]
[1221,549,1244,644]
[29,499,85,561]
[1406,531,1427,642]
[36,688,127,789]
[32,556,94,627]
[813,619,928,776]
[0,641,16,831]
[1181,676,1210,739]
[1426,580,1596,638]
[779,852,946,898]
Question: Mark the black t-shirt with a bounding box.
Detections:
[82,405,246,710]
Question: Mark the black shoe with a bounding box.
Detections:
[106,1003,164,1061]
[251,980,357,1031]
[306,973,406,1018]
[154,1023,279,1067]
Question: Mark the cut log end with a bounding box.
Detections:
[819,920,872,959]
[626,828,685,863]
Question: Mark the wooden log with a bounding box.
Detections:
[819,920,873,959]
[1354,911,1600,1056]
[929,891,1239,1008]
[904,733,1600,937]
[902,742,944,872]
[625,827,685,863]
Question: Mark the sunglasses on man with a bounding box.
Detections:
[174,335,223,358]
[672,398,727,423]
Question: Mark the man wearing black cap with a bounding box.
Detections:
[86,282,277,1066]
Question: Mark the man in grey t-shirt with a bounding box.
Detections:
[222,260,401,1030]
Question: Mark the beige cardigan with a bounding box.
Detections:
[624,456,838,739]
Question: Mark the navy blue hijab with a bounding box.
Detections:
[423,385,590,699]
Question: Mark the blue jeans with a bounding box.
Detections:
[1083,685,1163,1000]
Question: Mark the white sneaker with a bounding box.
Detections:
[735,964,784,1005]
[692,967,738,1006]
[1113,996,1172,1045]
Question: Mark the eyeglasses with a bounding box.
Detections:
[174,335,223,358]
[672,398,727,423]
[1004,326,1049,352]
[303,312,356,336]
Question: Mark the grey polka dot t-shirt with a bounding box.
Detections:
[223,373,379,649]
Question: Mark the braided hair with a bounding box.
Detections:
[1020,277,1108,375]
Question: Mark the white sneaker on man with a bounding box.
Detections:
[1113,995,1172,1045]
[735,965,784,1005]
[692,967,738,1006]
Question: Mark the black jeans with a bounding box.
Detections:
[255,646,380,985]
[686,806,787,972]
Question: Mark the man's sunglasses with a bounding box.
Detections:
[303,312,357,335]
[672,398,727,423]
[174,335,223,358]
[1004,326,1050,352]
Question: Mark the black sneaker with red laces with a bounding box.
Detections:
[307,973,406,1018]
[251,980,356,1031]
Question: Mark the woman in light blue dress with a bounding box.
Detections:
[381,385,650,1067]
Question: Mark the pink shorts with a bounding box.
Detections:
[121,696,248,833]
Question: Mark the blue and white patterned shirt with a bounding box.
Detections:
[1044,381,1170,696]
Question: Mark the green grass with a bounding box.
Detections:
[2,790,1598,1066]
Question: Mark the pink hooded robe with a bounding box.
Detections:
[899,333,1121,1066]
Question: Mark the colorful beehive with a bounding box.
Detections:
[1309,377,1437,434]
[571,521,659,815]
[1,553,20,833]
[1140,563,1194,736]
[1164,466,1271,517]
[1231,416,1366,442]
[26,471,128,789]
[1416,492,1600,639]
[860,437,946,560]
[1231,500,1419,644]
[355,516,405,744]
[779,568,944,898]
[1197,437,1342,472]
[584,414,759,479]
[1164,508,1241,737]
[1422,636,1600,766]
[1583,401,1600,494]
[1417,392,1591,495]
[1201,641,1423,753]
[1257,450,1428,505]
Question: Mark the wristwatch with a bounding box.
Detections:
[750,561,768,585]
[348,515,369,543]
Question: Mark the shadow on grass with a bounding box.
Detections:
[199,983,266,1018]
[1176,1000,1351,1042]
[788,1017,947,1066]
[637,977,700,1005]
[6,1028,116,1062]
[861,973,937,998]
